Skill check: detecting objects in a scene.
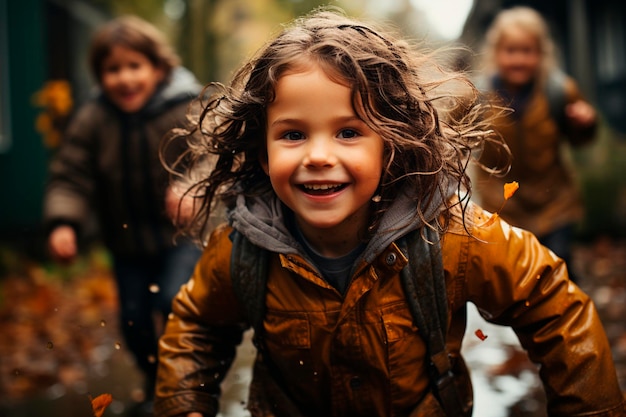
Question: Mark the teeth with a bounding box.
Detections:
[303,184,341,191]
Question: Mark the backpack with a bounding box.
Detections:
[229,228,472,417]
[545,70,568,135]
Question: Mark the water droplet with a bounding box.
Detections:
[199,383,205,387]
[168,313,175,320]
[122,223,128,229]
[127,320,134,327]
[46,341,54,350]
[524,300,530,307]
[147,354,156,364]
[214,372,220,379]
[100,320,106,327]
[536,274,541,280]
[115,342,122,350]
[299,360,304,366]
[149,283,160,293]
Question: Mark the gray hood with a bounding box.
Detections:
[228,179,452,264]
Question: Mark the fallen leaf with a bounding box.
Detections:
[90,393,113,417]
[475,329,488,341]
[503,181,519,200]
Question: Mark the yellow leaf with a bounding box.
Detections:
[90,393,113,417]
[504,181,519,200]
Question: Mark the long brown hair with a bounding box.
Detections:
[164,8,503,242]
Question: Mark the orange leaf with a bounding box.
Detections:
[90,393,113,417]
[503,181,519,200]
[474,329,488,341]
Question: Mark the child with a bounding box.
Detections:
[154,10,624,417]
[473,6,597,279]
[43,15,202,413]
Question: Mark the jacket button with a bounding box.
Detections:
[385,252,397,265]
[350,376,362,389]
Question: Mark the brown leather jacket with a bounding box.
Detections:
[474,74,595,237]
[155,197,624,417]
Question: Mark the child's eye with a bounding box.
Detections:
[281,131,305,141]
[338,129,359,139]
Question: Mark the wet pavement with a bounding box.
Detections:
[1,236,625,416]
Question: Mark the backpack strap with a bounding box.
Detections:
[545,70,568,134]
[399,227,472,417]
[229,229,269,340]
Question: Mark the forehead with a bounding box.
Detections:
[497,26,540,48]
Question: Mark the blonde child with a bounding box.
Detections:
[155,10,624,417]
[43,15,202,414]
[474,6,597,279]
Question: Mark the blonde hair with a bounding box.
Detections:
[165,8,501,241]
[481,6,557,86]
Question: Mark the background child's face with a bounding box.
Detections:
[100,45,164,113]
[495,27,541,87]
[263,65,383,242]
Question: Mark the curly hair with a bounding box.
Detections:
[163,8,502,242]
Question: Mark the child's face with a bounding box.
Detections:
[495,27,541,87]
[264,65,384,243]
[100,45,164,113]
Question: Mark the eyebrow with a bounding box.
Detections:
[269,115,363,128]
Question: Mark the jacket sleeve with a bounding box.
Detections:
[459,203,624,416]
[42,104,99,235]
[155,224,248,417]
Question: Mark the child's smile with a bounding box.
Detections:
[100,45,164,113]
[264,63,384,255]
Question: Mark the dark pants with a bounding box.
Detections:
[112,241,202,396]
[538,224,576,282]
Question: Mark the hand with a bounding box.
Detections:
[48,225,77,262]
[165,185,197,227]
[565,100,596,129]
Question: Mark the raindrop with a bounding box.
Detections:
[536,274,541,280]
[127,320,134,327]
[100,320,106,327]
[199,383,205,387]
[46,341,54,350]
[115,342,122,350]
[147,354,156,364]
[149,283,160,293]
[122,223,128,229]
[524,300,530,307]
[214,372,220,379]
[168,313,175,320]
[299,360,304,366]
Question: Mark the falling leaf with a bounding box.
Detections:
[474,329,488,341]
[90,393,113,417]
[503,181,520,200]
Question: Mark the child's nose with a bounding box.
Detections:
[304,137,336,167]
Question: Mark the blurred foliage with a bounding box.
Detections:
[572,123,626,239]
